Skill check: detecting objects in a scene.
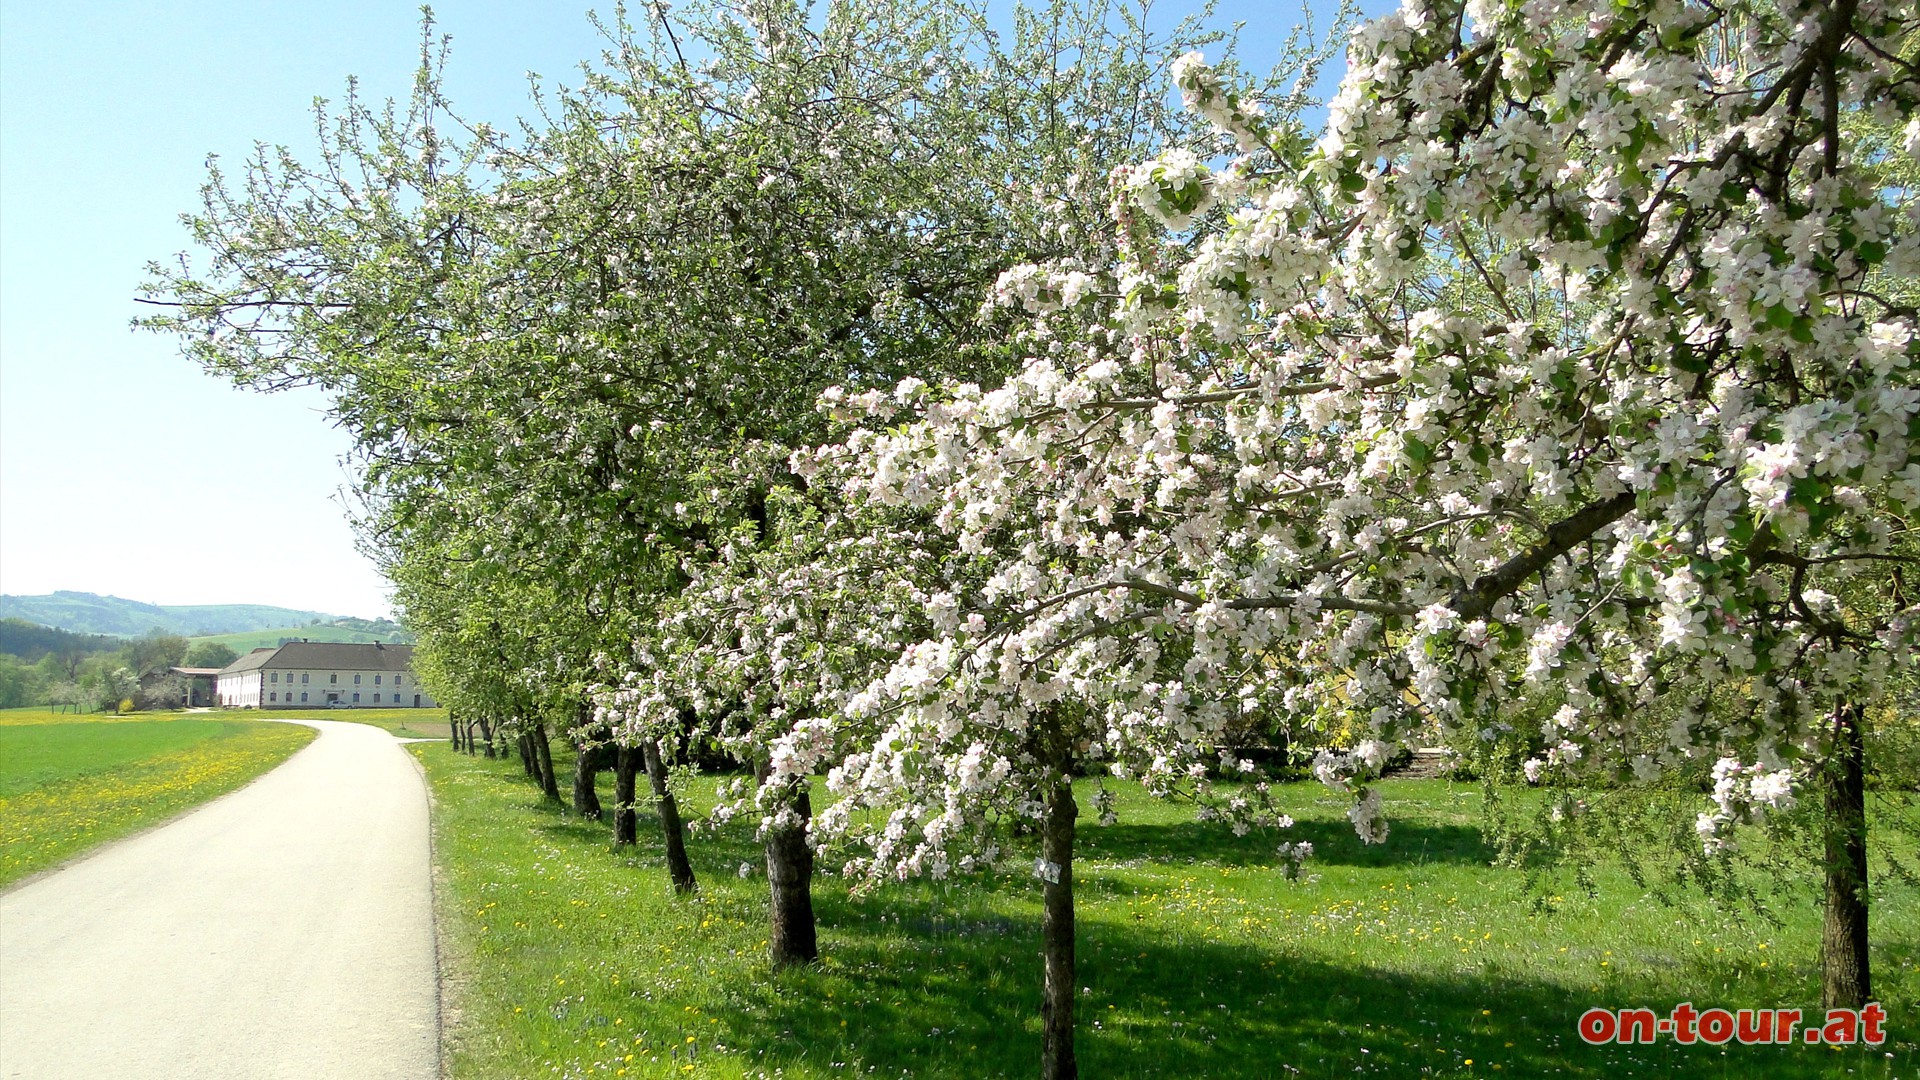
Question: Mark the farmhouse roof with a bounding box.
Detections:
[220,648,279,675]
[171,667,224,677]
[217,642,415,675]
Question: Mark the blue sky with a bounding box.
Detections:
[0,0,1380,621]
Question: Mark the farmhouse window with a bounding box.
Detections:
[300,692,308,703]
[373,693,381,703]
[352,692,360,703]
[302,673,309,683]
[270,673,278,683]
[269,692,277,702]
[330,674,337,684]
[354,674,361,685]
[375,675,382,685]
[395,676,403,686]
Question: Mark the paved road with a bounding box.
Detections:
[0,720,437,1079]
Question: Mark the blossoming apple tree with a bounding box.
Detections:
[825,0,1919,1024]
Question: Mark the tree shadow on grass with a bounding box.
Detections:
[456,749,1902,1079]
[715,900,1893,1080]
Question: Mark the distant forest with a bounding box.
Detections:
[0,619,120,663]
[0,622,220,712]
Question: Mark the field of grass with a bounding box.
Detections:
[0,712,316,886]
[1,705,136,719]
[245,705,450,740]
[417,741,1917,1079]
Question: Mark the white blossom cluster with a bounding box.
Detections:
[809,0,1920,854]
[1694,757,1798,852]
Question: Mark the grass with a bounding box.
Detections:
[0,712,316,886]
[250,705,450,740]
[416,741,1917,1079]
[2,704,449,740]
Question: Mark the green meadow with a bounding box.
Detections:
[0,712,316,886]
[416,741,1918,1079]
[251,705,450,740]
[0,715,245,797]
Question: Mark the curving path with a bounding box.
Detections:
[0,720,436,1079]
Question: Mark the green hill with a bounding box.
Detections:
[0,592,337,638]
[191,622,413,652]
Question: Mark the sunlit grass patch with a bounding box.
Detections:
[253,706,450,740]
[0,718,239,797]
[0,717,316,886]
[0,708,164,726]
[417,743,1917,1079]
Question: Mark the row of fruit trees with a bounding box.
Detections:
[142,0,1919,1074]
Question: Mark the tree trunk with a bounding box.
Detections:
[478,715,496,759]
[1040,778,1078,1080]
[451,715,466,753]
[1822,700,1871,1009]
[532,723,561,802]
[761,773,819,966]
[613,745,639,845]
[517,733,535,777]
[573,742,604,820]
[642,738,698,893]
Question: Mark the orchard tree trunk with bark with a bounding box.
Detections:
[1823,701,1872,1009]
[642,738,698,893]
[573,742,604,820]
[1039,775,1078,1080]
[477,715,495,759]
[532,723,561,802]
[757,768,818,966]
[613,745,640,845]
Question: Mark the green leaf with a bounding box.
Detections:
[1669,341,1707,374]
[1403,434,1433,465]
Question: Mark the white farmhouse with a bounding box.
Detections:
[215,641,437,709]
